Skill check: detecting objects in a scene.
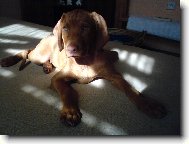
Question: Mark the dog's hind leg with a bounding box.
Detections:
[18,49,33,71]
[99,67,167,119]
[27,35,56,65]
[0,49,32,68]
[19,59,31,71]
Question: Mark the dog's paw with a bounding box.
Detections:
[0,56,22,67]
[43,62,53,74]
[0,59,6,67]
[60,107,82,127]
[136,95,167,119]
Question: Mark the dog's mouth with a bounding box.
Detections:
[67,53,81,58]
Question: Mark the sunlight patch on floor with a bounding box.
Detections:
[97,121,126,135]
[5,48,24,55]
[112,48,129,61]
[0,38,28,44]
[136,55,155,74]
[127,52,138,66]
[112,47,155,75]
[21,84,127,135]
[0,24,51,39]
[123,73,147,93]
[89,79,105,88]
[0,68,15,78]
[82,110,127,135]
[81,111,98,127]
[21,84,62,110]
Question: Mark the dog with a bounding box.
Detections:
[0,9,166,126]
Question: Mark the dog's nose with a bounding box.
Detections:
[67,44,78,53]
[66,44,80,57]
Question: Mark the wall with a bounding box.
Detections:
[0,0,21,19]
[129,0,181,21]
[114,0,129,28]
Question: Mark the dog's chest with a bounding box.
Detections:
[68,63,97,79]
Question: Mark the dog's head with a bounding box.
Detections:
[53,9,109,58]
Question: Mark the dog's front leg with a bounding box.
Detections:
[51,71,82,126]
[100,69,167,119]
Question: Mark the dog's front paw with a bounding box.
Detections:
[136,95,167,119]
[60,106,82,127]
[43,62,53,74]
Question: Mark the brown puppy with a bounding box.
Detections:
[0,9,166,126]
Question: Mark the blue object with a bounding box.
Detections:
[127,16,180,41]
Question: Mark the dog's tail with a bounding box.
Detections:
[0,49,32,70]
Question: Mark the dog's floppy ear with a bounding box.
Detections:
[53,14,66,51]
[91,12,109,50]
[53,20,60,36]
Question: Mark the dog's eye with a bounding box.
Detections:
[62,27,69,32]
